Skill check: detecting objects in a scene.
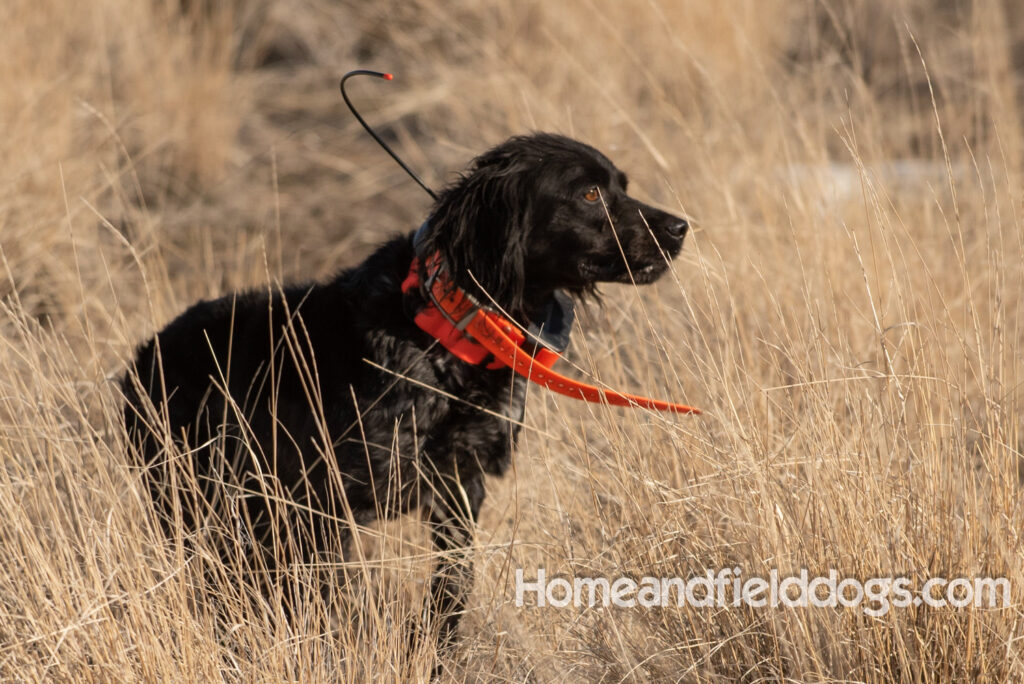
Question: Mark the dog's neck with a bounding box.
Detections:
[402,228,575,367]
[410,220,570,331]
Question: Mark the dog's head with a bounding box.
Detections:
[420,133,688,319]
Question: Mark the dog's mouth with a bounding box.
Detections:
[581,256,669,284]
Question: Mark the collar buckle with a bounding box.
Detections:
[422,259,481,331]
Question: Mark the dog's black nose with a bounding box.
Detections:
[665,219,689,238]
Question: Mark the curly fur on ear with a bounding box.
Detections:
[419,148,532,316]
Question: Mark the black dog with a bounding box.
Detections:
[122,132,688,646]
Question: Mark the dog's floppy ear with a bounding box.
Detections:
[420,150,532,314]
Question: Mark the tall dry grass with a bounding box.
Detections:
[1,0,1022,681]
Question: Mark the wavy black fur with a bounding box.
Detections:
[122,132,689,652]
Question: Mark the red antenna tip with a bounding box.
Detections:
[383,73,394,80]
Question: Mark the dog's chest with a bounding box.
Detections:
[360,331,527,477]
[429,367,527,476]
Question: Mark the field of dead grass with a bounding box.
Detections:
[1,0,1022,681]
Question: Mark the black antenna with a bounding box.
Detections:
[340,70,438,202]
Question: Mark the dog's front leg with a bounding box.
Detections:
[423,469,485,650]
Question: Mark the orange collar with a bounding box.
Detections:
[401,253,701,415]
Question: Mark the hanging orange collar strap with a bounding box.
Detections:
[400,253,701,415]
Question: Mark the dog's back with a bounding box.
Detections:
[126,237,396,536]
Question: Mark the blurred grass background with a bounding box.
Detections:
[1,0,1022,681]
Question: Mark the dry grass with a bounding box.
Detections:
[2,0,1023,681]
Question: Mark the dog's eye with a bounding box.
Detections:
[583,187,600,202]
